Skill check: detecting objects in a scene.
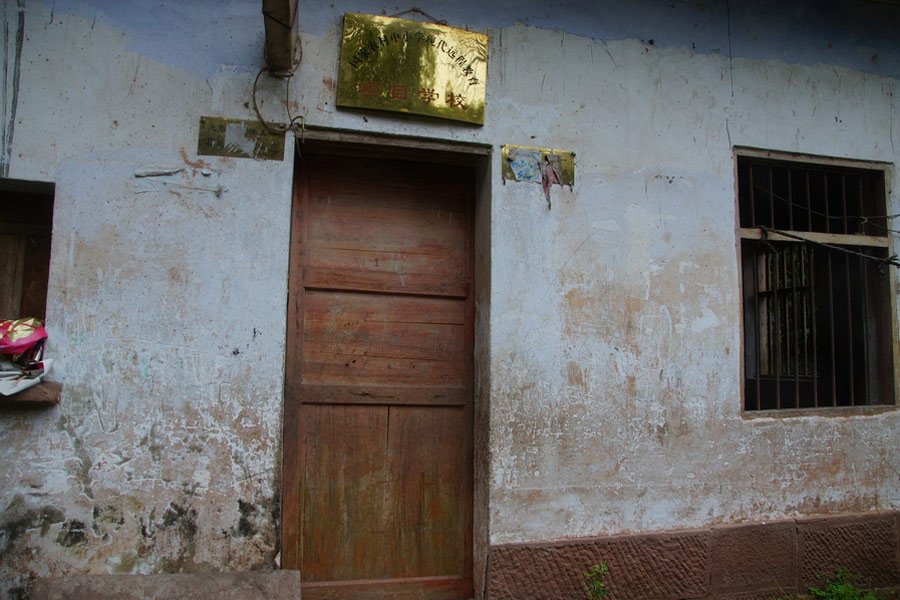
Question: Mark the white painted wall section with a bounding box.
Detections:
[0,0,898,594]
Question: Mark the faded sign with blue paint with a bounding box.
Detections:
[501,144,575,186]
[505,146,543,182]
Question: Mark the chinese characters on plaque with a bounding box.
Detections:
[337,13,488,125]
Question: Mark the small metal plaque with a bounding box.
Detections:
[502,145,575,186]
[197,117,285,160]
[337,13,488,125]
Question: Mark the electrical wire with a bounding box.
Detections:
[758,226,900,269]
[252,6,305,152]
[752,182,900,237]
[389,7,447,25]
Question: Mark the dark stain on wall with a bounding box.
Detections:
[161,502,198,539]
[92,504,125,531]
[236,499,257,537]
[6,585,28,600]
[0,495,65,554]
[55,519,87,547]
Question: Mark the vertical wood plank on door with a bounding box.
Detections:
[301,403,390,582]
[385,405,467,578]
[281,159,309,571]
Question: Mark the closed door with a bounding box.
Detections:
[282,152,474,600]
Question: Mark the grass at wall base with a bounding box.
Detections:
[775,568,886,600]
[581,564,899,600]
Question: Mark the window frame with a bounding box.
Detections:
[0,177,60,407]
[734,147,899,417]
[0,178,54,321]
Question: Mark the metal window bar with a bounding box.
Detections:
[841,174,849,235]
[852,174,864,235]
[844,251,855,405]
[804,173,818,407]
[809,243,818,406]
[768,167,775,229]
[791,244,800,404]
[826,250,837,406]
[753,243,762,411]
[805,171,812,231]
[773,246,781,407]
[787,169,794,231]
[858,175,871,405]
[749,163,757,228]
[859,252,869,405]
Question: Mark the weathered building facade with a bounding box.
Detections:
[2,1,900,598]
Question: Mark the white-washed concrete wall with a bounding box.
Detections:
[1,0,898,596]
[289,0,900,549]
[483,30,900,544]
[0,2,294,595]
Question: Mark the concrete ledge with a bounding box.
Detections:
[30,570,302,600]
[0,381,62,407]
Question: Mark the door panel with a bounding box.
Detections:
[283,153,474,600]
[385,406,469,577]
[300,403,390,581]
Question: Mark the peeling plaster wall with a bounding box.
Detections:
[0,0,899,597]
[1,1,292,596]
[478,23,900,547]
[480,25,900,544]
[288,0,900,548]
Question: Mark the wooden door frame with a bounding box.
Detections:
[279,129,493,599]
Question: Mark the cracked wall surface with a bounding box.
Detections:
[0,2,292,596]
[1,1,899,598]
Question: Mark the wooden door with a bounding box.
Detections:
[282,153,474,600]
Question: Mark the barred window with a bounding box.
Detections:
[738,154,896,411]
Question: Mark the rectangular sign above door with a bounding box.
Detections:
[336,13,488,125]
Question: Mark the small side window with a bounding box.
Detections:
[0,179,54,321]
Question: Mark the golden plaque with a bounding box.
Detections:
[197,117,285,160]
[337,13,487,125]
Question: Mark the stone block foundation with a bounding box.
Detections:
[487,511,900,599]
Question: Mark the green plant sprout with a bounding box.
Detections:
[775,568,880,600]
[584,561,611,599]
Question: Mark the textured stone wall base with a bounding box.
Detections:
[488,511,900,599]
[30,570,302,600]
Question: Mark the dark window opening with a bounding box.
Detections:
[738,156,895,411]
[0,179,54,321]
